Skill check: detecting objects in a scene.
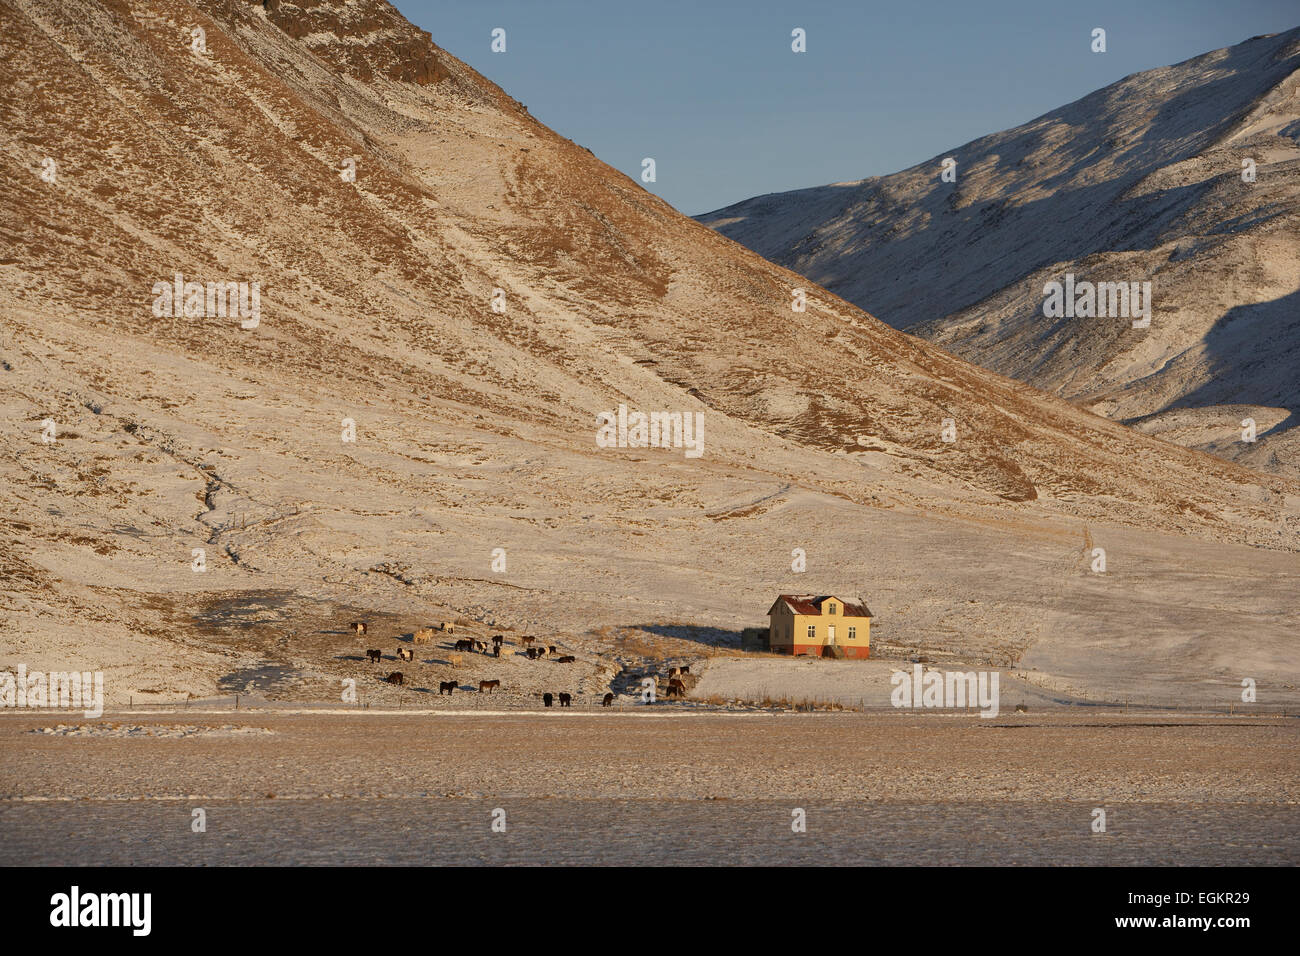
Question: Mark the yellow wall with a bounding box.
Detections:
[769,609,871,649]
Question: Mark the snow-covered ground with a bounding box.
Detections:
[0,0,1296,714]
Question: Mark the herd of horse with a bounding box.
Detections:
[348,620,596,705]
[349,620,694,707]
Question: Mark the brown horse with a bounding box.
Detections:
[439,681,457,695]
[520,636,535,647]
[478,679,501,694]
[454,639,474,652]
[543,692,554,707]
[365,649,382,663]
[547,646,557,657]
[555,655,576,664]
[492,634,504,645]
[558,693,572,707]
[602,693,614,707]
[384,672,404,685]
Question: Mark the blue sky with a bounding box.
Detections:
[395,1,1299,215]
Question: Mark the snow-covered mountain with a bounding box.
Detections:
[699,28,1300,476]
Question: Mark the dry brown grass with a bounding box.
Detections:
[695,692,859,713]
[613,631,670,661]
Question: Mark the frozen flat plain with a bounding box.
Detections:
[2,712,1294,865]
[3,798,1294,866]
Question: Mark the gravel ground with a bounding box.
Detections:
[3,711,1295,864]
[3,711,1295,804]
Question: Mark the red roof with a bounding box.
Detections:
[768,595,873,618]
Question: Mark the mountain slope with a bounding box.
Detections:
[1,0,1297,706]
[699,28,1300,476]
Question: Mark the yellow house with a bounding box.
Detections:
[767,595,872,658]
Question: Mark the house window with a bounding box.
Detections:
[828,603,837,614]
[848,626,857,640]
[806,625,816,640]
